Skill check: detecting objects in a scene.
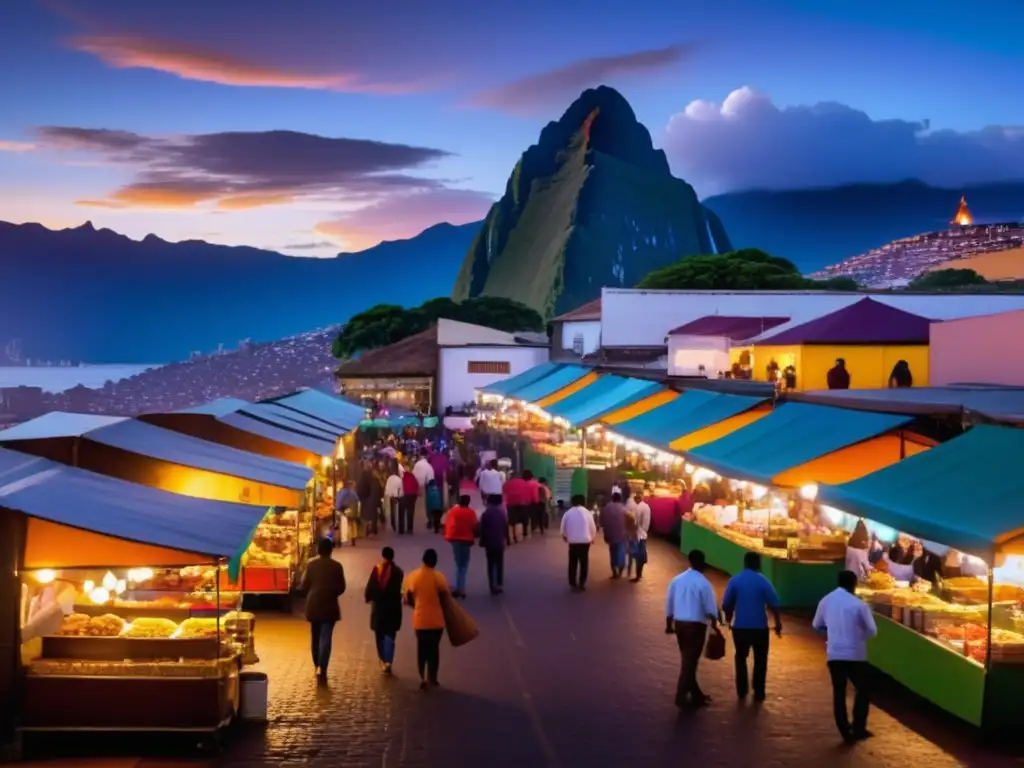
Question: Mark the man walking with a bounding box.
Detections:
[400,467,420,534]
[561,494,596,591]
[502,470,531,544]
[722,552,782,702]
[813,570,877,744]
[478,494,508,594]
[600,492,628,579]
[628,492,651,581]
[444,493,478,599]
[665,550,720,708]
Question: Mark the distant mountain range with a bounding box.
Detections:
[0,220,477,363]
[704,180,1024,274]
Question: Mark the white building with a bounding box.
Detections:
[549,299,602,361]
[929,309,1024,387]
[667,316,789,377]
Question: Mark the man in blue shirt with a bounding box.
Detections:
[722,551,782,702]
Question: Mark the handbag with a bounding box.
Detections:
[704,629,726,661]
[440,591,480,647]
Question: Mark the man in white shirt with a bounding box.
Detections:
[629,493,651,582]
[383,462,404,532]
[560,494,597,591]
[412,450,435,489]
[476,459,505,498]
[812,570,878,744]
[665,550,721,708]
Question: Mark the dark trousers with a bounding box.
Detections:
[508,506,528,541]
[388,497,399,531]
[674,621,708,705]
[485,547,505,590]
[568,543,590,587]
[400,494,416,533]
[309,620,335,673]
[430,509,443,533]
[828,660,871,737]
[732,628,770,698]
[415,628,443,682]
[530,502,545,532]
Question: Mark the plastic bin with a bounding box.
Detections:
[239,671,268,722]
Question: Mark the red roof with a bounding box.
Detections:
[755,298,932,345]
[553,298,601,322]
[667,316,790,341]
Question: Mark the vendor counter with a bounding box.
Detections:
[680,520,841,609]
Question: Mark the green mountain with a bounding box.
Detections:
[452,85,731,318]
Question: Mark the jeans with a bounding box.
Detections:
[732,628,770,698]
[674,620,708,705]
[568,543,590,588]
[485,547,504,591]
[375,631,396,664]
[309,620,335,672]
[627,539,648,578]
[828,660,871,737]
[451,541,471,593]
[416,628,443,682]
[608,541,626,574]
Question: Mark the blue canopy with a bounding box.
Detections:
[509,365,592,404]
[176,399,337,455]
[0,412,313,490]
[242,403,342,440]
[0,448,266,562]
[546,376,664,426]
[613,391,766,451]
[265,389,366,430]
[688,402,911,485]
[478,362,564,396]
[819,425,1024,560]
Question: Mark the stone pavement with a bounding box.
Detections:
[218,527,1020,768]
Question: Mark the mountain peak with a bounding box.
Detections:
[75,220,96,232]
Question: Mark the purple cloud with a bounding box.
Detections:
[663,87,1024,196]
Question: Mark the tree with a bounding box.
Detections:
[332,296,545,358]
[635,248,858,291]
[908,268,988,291]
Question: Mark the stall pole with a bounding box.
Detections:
[581,427,588,467]
[985,566,994,672]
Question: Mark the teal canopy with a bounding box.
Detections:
[359,416,439,430]
[612,390,766,452]
[509,365,592,404]
[819,425,1024,560]
[688,402,911,485]
[546,377,664,427]
[478,362,564,397]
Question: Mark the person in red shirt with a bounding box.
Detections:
[444,494,478,598]
[400,467,420,535]
[502,471,532,544]
[523,470,542,538]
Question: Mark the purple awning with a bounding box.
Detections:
[756,298,932,345]
[667,316,790,341]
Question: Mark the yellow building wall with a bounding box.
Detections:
[798,345,930,391]
[746,345,802,384]
[535,372,600,408]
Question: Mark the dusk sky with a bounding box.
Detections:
[2,0,1023,257]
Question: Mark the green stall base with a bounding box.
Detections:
[982,662,1024,734]
[680,520,841,610]
[868,615,985,727]
[570,468,588,500]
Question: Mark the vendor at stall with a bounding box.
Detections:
[845,520,871,582]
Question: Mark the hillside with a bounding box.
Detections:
[452,86,731,318]
[930,246,1024,281]
[704,180,1024,274]
[0,220,479,363]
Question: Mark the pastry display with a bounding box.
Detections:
[56,613,125,637]
[866,571,896,590]
[123,617,178,638]
[178,618,220,638]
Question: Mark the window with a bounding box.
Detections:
[572,333,585,356]
[467,361,511,375]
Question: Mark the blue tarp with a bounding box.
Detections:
[688,402,911,485]
[218,412,336,455]
[266,389,366,431]
[819,425,1024,559]
[478,362,564,396]
[0,448,266,561]
[612,391,767,451]
[508,365,592,404]
[546,376,664,426]
[0,412,313,490]
[242,403,343,440]
[178,397,252,418]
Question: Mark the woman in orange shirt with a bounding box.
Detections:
[404,548,449,689]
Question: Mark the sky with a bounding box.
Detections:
[1,0,1023,257]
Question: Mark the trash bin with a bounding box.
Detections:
[239,671,268,722]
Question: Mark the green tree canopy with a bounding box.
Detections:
[332,296,545,359]
[635,248,860,291]
[908,268,988,291]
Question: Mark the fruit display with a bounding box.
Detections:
[866,571,896,590]
[56,613,125,637]
[243,543,291,568]
[123,617,178,638]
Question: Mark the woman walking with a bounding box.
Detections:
[425,478,444,534]
[404,549,449,690]
[299,537,347,683]
[364,546,404,674]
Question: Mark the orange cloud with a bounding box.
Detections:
[0,140,35,152]
[215,193,295,211]
[77,184,220,209]
[70,35,427,94]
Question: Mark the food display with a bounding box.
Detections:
[691,503,845,562]
[123,617,178,638]
[28,656,238,679]
[56,613,125,637]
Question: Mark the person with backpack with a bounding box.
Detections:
[425,478,444,533]
[400,465,420,534]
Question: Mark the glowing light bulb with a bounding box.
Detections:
[750,484,768,501]
[115,579,127,595]
[799,484,819,501]
[34,569,56,584]
[82,580,94,593]
[684,464,695,474]
[89,587,110,604]
[101,571,117,591]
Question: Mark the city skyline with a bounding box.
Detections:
[2,0,1023,257]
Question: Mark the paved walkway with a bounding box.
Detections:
[22,526,1022,768]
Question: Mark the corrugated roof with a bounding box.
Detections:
[755,298,932,345]
[219,412,335,455]
[0,449,266,559]
[335,327,438,378]
[688,402,912,485]
[0,412,313,490]
[819,425,1024,560]
[240,403,340,441]
[612,390,767,451]
[266,389,366,430]
[178,397,252,418]
[789,385,1024,424]
[552,298,602,322]
[545,376,664,426]
[667,316,790,340]
[478,362,565,396]
[507,365,593,403]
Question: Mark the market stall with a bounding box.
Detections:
[819,424,1024,733]
[260,389,367,434]
[678,403,914,607]
[2,447,266,736]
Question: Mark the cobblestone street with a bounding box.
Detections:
[217,528,1020,768]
